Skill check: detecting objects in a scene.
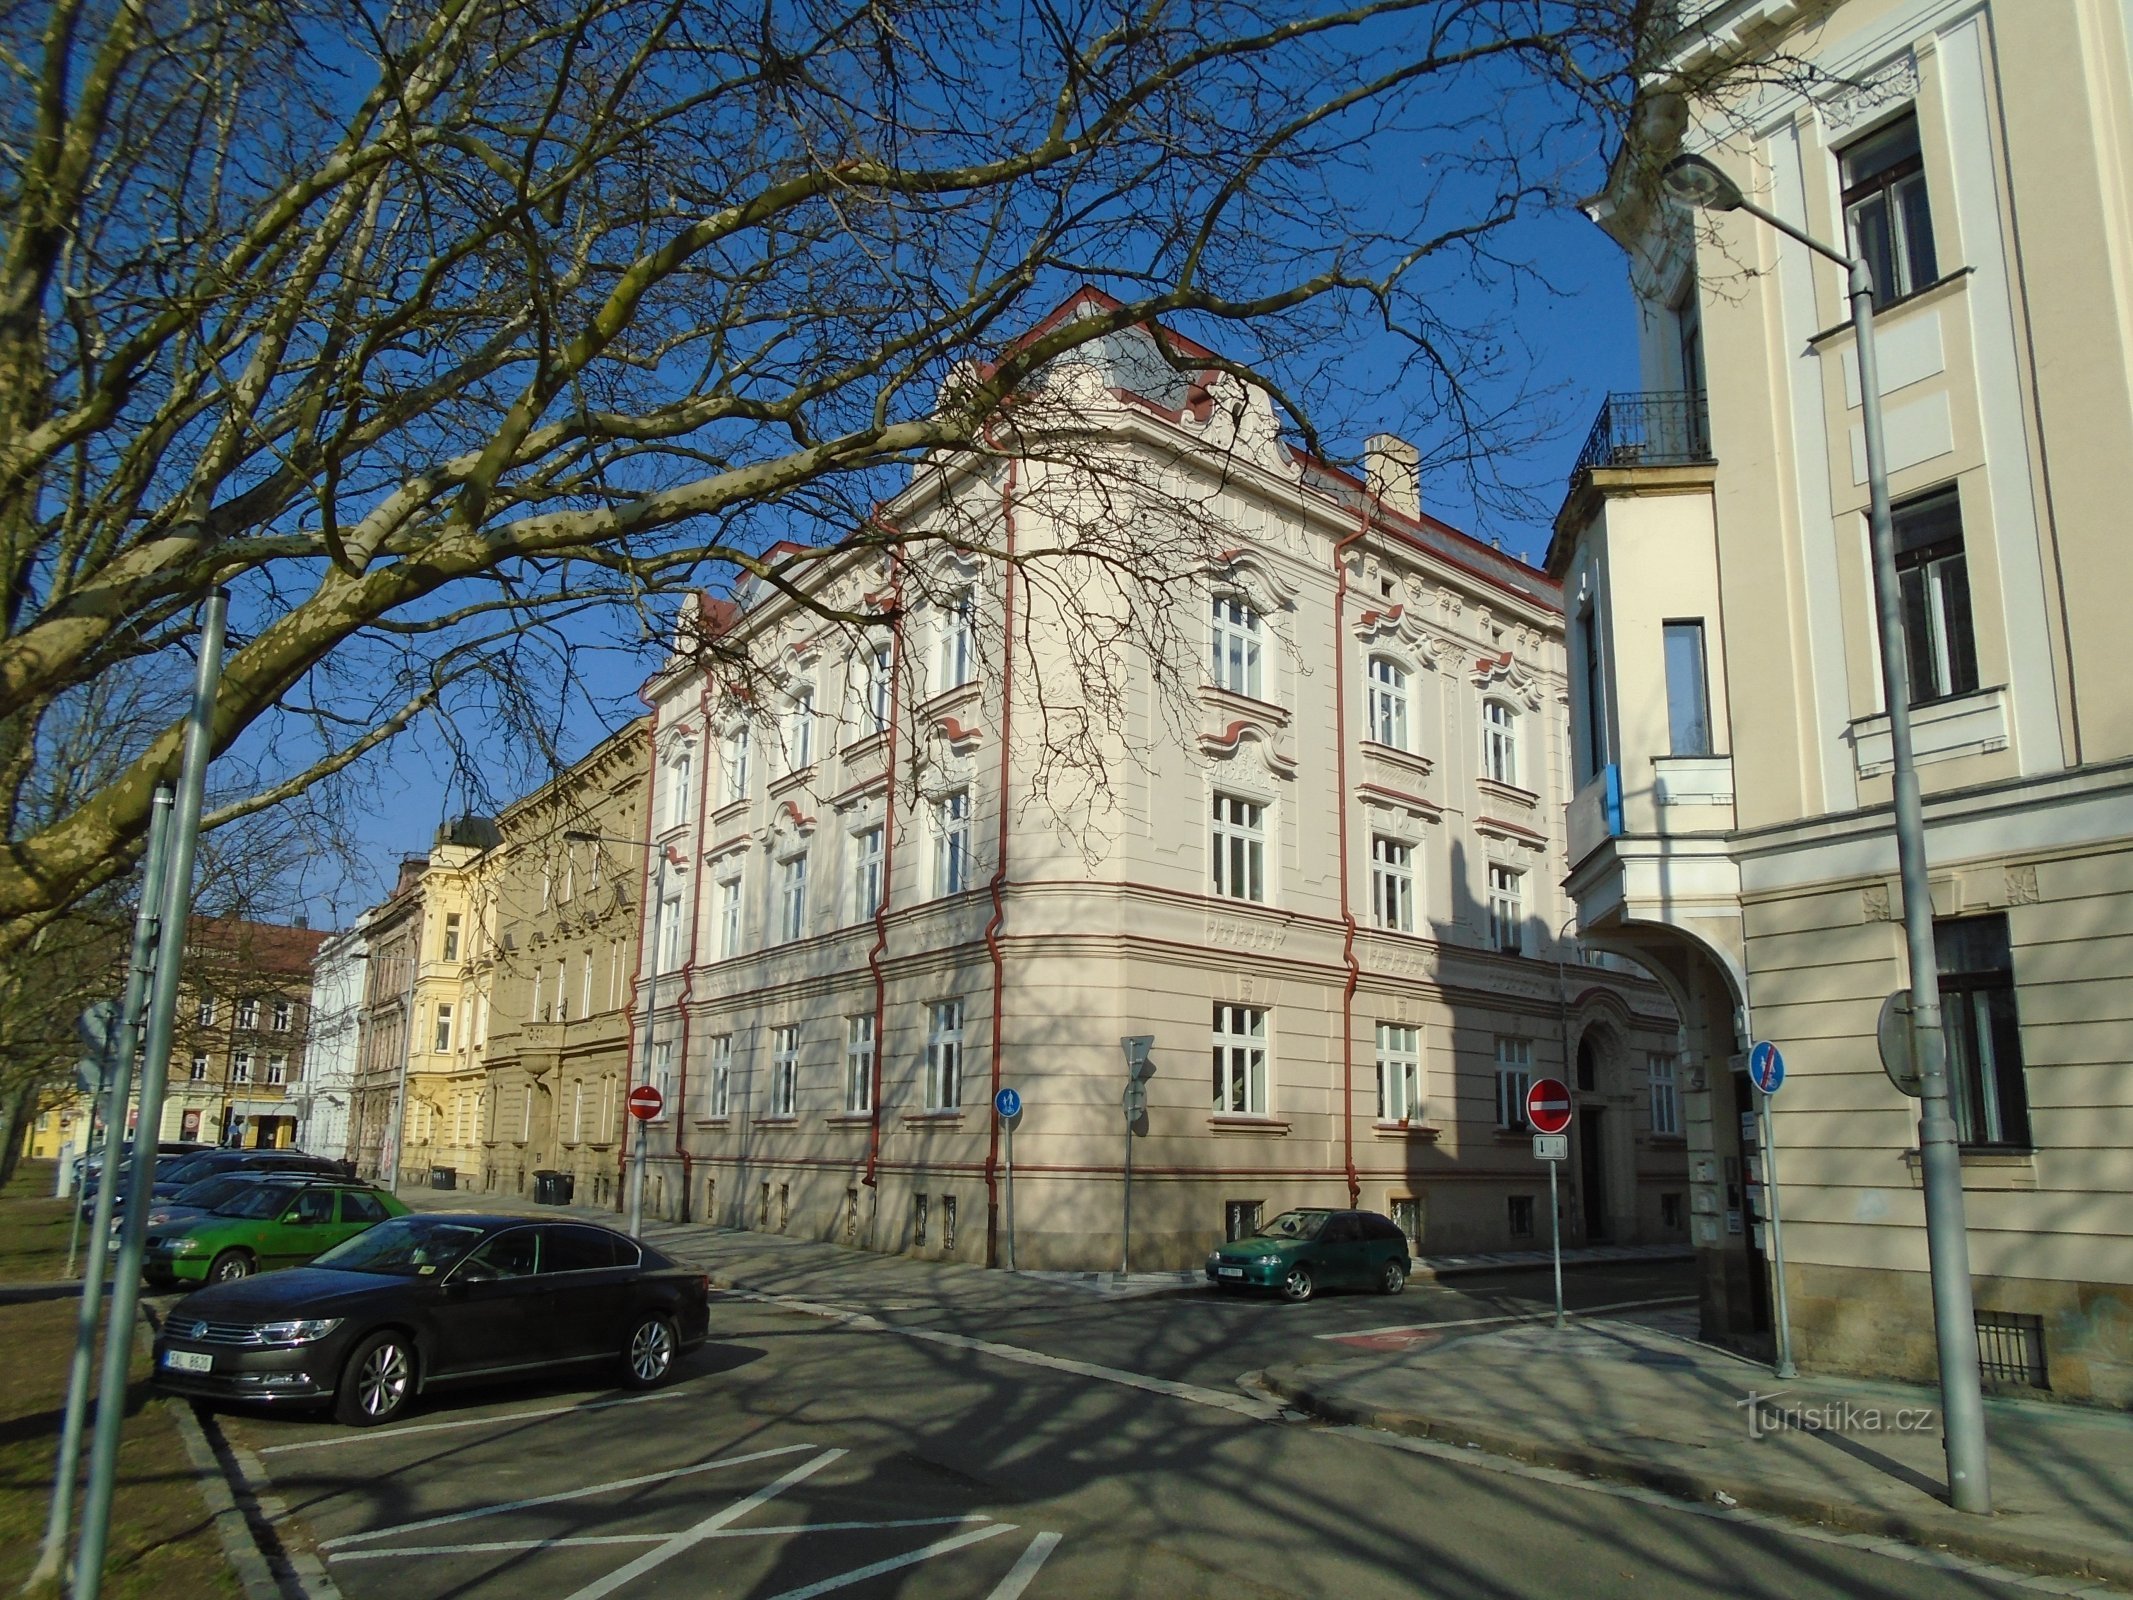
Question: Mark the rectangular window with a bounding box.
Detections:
[237,998,258,1029]
[1371,836,1414,933]
[1938,914,2031,1149]
[666,748,694,827]
[853,825,885,922]
[1842,112,1937,305]
[1366,656,1409,749]
[658,893,685,970]
[1487,865,1524,955]
[651,1039,675,1119]
[1661,1192,1684,1230]
[1211,794,1266,902]
[1224,1200,1263,1242]
[709,1035,733,1118]
[434,1003,454,1054]
[1495,1037,1534,1129]
[942,1195,957,1253]
[1663,621,1712,757]
[1580,604,1610,781]
[189,1054,207,1082]
[581,950,594,1018]
[913,1193,929,1246]
[925,1000,964,1110]
[1212,1004,1268,1116]
[845,1015,875,1113]
[266,1054,287,1086]
[721,726,751,805]
[1649,1053,1680,1137]
[771,1025,799,1117]
[1508,1195,1535,1238]
[232,1050,252,1084]
[779,855,808,942]
[783,689,814,772]
[934,792,971,896]
[1376,1022,1422,1123]
[270,999,292,1031]
[554,962,568,1022]
[937,598,975,691]
[1482,701,1519,786]
[573,1081,586,1140]
[196,996,216,1027]
[1209,594,1264,700]
[718,876,744,958]
[1390,1196,1422,1244]
[865,643,893,733]
[1892,486,1979,705]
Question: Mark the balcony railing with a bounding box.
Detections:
[1571,391,1713,480]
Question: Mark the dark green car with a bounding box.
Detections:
[1204,1208,1411,1302]
[143,1179,409,1288]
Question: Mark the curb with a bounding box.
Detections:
[1261,1367,2133,1591]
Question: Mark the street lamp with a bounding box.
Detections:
[564,829,668,1238]
[1660,152,1990,1514]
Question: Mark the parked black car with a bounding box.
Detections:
[151,1215,711,1425]
[146,1149,348,1205]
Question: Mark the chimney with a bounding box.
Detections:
[293,913,309,931]
[1364,433,1421,520]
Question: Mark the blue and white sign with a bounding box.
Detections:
[1749,1041,1787,1095]
[994,1087,1023,1119]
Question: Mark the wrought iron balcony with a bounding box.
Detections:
[1571,391,1713,479]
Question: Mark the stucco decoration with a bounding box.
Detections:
[1197,718,1297,783]
[914,726,980,800]
[1208,545,1302,613]
[1861,882,1895,922]
[1191,372,1299,479]
[762,799,815,858]
[2005,864,2041,906]
[1817,50,1921,136]
[1471,650,1546,712]
[1352,602,1447,668]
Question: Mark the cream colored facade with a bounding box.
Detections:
[1552,0,2133,1402]
[633,293,1685,1270]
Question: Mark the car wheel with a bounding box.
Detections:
[336,1332,416,1427]
[621,1313,679,1389]
[207,1250,254,1284]
[1279,1265,1315,1304]
[1379,1259,1408,1295]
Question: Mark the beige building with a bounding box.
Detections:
[161,916,326,1150]
[631,291,1685,1270]
[1552,1,2133,1402]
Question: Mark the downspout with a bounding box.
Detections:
[863,556,907,1196]
[1330,504,1371,1210]
[618,717,659,1208]
[670,681,718,1219]
[981,446,1020,1268]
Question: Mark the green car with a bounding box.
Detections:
[1204,1208,1410,1302]
[142,1179,409,1288]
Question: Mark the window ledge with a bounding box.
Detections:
[1209,1115,1289,1135]
[1493,1127,1534,1141]
[1373,1122,1442,1141]
[1807,266,1974,347]
[1902,1146,2035,1188]
[920,682,981,717]
[710,797,751,827]
[1647,1134,1689,1148]
[838,729,889,761]
[1360,741,1433,779]
[1198,684,1290,726]
[1847,686,2009,779]
[902,1110,965,1126]
[1476,777,1539,811]
[691,1116,733,1128]
[768,767,815,796]
[824,1112,874,1125]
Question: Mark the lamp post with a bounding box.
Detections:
[1659,153,1990,1514]
[565,830,667,1237]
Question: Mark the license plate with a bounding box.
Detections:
[1216,1266,1244,1278]
[162,1350,211,1373]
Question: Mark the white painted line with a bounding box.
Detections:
[559,1448,846,1600]
[328,1514,997,1563]
[984,1531,1064,1600]
[258,1390,685,1454]
[755,1522,1016,1600]
[319,1441,817,1548]
[1322,1294,1697,1341]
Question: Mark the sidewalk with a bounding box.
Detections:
[1261,1304,2133,1590]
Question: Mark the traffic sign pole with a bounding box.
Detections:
[1549,1155,1566,1331]
[1749,1042,1797,1381]
[1525,1077,1574,1331]
[994,1088,1021,1274]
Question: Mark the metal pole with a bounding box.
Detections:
[1120,1101,1133,1277]
[628,851,664,1238]
[76,591,228,1599]
[1549,1154,1566,1330]
[1759,1090,1798,1379]
[31,789,173,1590]
[1003,1116,1016,1273]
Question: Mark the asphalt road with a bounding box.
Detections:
[198,1243,2059,1600]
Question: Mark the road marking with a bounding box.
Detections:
[1322,1294,1697,1341]
[559,1447,846,1600]
[985,1531,1064,1600]
[327,1514,998,1563]
[755,1522,1015,1600]
[257,1389,686,1454]
[319,1441,817,1548]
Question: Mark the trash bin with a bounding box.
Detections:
[429,1166,456,1191]
[533,1169,564,1205]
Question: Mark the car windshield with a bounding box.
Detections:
[163,1157,218,1186]
[212,1184,302,1219]
[1255,1210,1331,1241]
[311,1217,489,1276]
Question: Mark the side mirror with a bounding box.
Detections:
[283,1213,312,1225]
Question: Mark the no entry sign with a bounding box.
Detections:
[1525,1077,1573,1135]
[626,1083,665,1122]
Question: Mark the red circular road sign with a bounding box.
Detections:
[626,1084,665,1122]
[1525,1077,1573,1135]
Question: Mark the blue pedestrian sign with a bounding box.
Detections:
[994,1087,1023,1119]
[1749,1041,1787,1095]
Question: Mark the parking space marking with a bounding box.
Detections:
[258,1389,687,1454]
[320,1441,818,1549]
[754,1522,1014,1600]
[327,1514,998,1563]
[984,1531,1064,1600]
[1321,1294,1697,1342]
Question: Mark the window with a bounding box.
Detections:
[1209,593,1263,700]
[937,596,975,691]
[1663,621,1713,757]
[1495,1037,1533,1129]
[271,999,292,1032]
[573,1081,587,1140]
[189,1054,207,1082]
[532,965,545,1018]
[709,1035,733,1118]
[783,689,814,772]
[770,1026,799,1117]
[934,792,972,896]
[1390,1196,1422,1244]
[863,642,893,734]
[1649,1053,1680,1136]
[845,1015,875,1113]
[434,1003,454,1054]
[237,997,259,1029]
[475,992,488,1046]
[913,1193,929,1246]
[1661,1192,1685,1230]
[342,1190,390,1224]
[925,1000,964,1109]
[1487,864,1524,954]
[1370,836,1414,933]
[196,996,216,1027]
[1224,1200,1263,1241]
[1365,656,1409,749]
[581,950,594,1018]
[853,824,885,922]
[718,875,743,958]
[1579,603,1610,781]
[267,1054,288,1085]
[778,855,808,942]
[1892,486,1978,704]
[554,964,568,1022]
[1842,112,1937,305]
[1212,1004,1268,1116]
[666,748,694,827]
[1482,700,1518,786]
[658,893,685,970]
[721,726,751,805]
[436,909,462,963]
[1376,1023,1422,1122]
[941,1195,957,1252]
[232,1050,252,1084]
[1508,1195,1535,1238]
[651,1038,675,1118]
[1937,914,2031,1149]
[1211,794,1266,902]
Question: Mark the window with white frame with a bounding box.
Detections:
[852,824,885,922]
[532,965,545,1018]
[1366,655,1409,749]
[1212,1004,1268,1116]
[1892,485,1979,704]
[433,1003,454,1053]
[580,950,594,1018]
[267,1053,288,1086]
[1487,864,1524,954]
[864,642,893,734]
[270,999,292,1031]
[572,1081,587,1140]
[778,854,809,942]
[1371,836,1414,933]
[709,1035,733,1118]
[1209,593,1263,700]
[845,1015,874,1113]
[936,596,975,692]
[651,1038,675,1117]
[717,875,744,957]
[189,1053,207,1081]
[925,1000,963,1110]
[934,792,971,896]
[1482,700,1518,786]
[783,688,814,772]
[237,997,258,1028]
[721,725,751,805]
[1210,793,1266,902]
[770,1025,799,1116]
[554,964,568,1022]
[1649,1053,1680,1137]
[1495,1037,1533,1129]
[1376,1023,1422,1123]
[196,995,216,1027]
[1841,111,1937,306]
[665,746,694,828]
[658,892,685,970]
[232,1050,252,1083]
